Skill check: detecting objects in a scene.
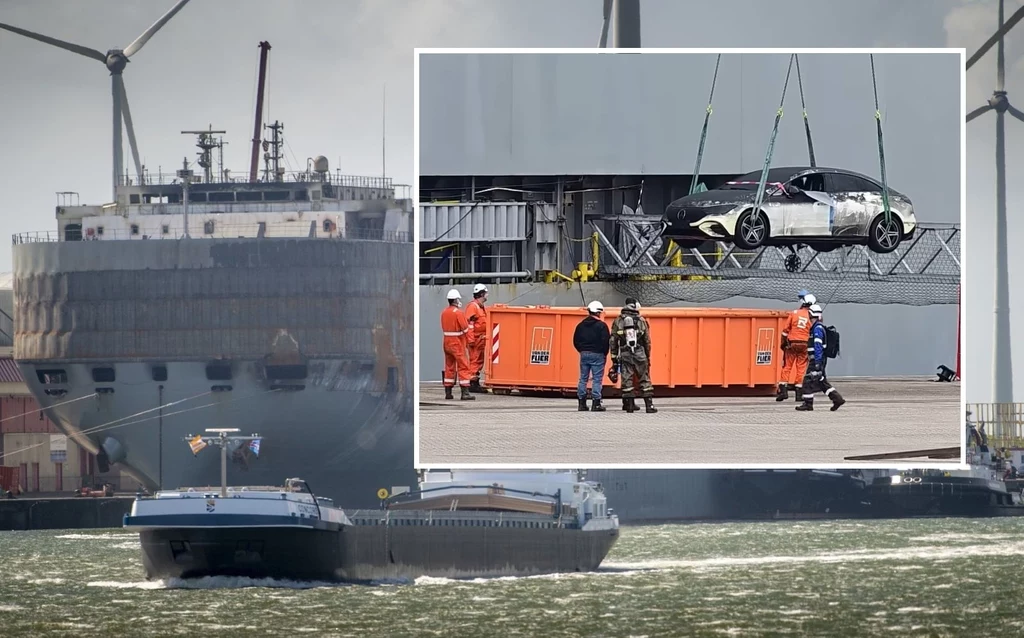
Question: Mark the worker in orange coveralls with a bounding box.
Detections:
[440,288,475,401]
[776,290,815,403]
[464,283,489,393]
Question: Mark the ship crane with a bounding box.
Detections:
[0,0,192,196]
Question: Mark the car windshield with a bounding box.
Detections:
[720,169,797,191]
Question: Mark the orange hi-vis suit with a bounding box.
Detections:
[781,306,812,387]
[464,298,488,383]
[440,305,472,388]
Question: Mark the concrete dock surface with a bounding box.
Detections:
[418,377,961,465]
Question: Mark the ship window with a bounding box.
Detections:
[206,364,232,381]
[91,367,115,383]
[161,225,170,235]
[96,226,104,236]
[265,364,307,380]
[37,369,67,384]
[63,224,82,241]
[209,192,234,203]
[189,192,208,203]
[264,191,289,201]
[204,220,215,235]
[129,194,141,204]
[151,365,167,382]
[237,191,263,202]
[130,224,139,236]
[295,190,308,201]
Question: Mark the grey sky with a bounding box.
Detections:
[419,51,961,229]
[0,0,1008,400]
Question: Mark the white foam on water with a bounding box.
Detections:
[53,533,136,540]
[0,604,24,612]
[87,575,345,590]
[603,540,1024,572]
[28,578,64,585]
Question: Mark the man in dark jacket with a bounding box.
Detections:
[573,300,611,412]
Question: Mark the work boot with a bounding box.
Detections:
[460,387,476,401]
[444,386,454,400]
[794,387,803,402]
[829,391,846,412]
[644,397,658,414]
[591,399,606,412]
[623,397,637,413]
[469,379,485,393]
[775,384,789,402]
[578,398,590,411]
[795,400,813,411]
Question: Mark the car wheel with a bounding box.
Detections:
[867,214,903,253]
[808,243,838,253]
[734,209,770,249]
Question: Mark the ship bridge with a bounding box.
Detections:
[32,168,412,244]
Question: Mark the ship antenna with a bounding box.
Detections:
[382,83,387,178]
[182,125,226,184]
[250,41,272,183]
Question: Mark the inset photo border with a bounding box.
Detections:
[413,47,966,471]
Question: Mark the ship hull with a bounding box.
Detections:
[137,519,619,582]
[14,236,415,509]
[865,479,1024,518]
[18,359,416,508]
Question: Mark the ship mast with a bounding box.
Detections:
[250,41,272,183]
[184,428,262,497]
[263,121,285,182]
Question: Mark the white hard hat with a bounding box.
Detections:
[587,300,604,314]
[803,293,817,306]
[446,289,461,301]
[809,303,823,317]
[473,283,488,295]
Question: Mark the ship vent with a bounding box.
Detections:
[206,364,232,381]
[91,367,115,383]
[265,364,307,380]
[36,369,67,385]
[151,365,168,382]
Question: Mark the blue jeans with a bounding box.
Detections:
[578,351,607,401]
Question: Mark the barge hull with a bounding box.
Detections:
[139,523,619,582]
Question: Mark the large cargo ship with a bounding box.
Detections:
[12,128,417,509]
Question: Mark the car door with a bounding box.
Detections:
[825,173,882,237]
[780,173,831,237]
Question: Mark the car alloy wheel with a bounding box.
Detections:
[874,217,901,250]
[739,213,766,247]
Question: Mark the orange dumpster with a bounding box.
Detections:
[483,305,790,397]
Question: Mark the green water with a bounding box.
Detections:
[0,518,1020,637]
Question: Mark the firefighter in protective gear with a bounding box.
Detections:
[464,283,489,393]
[777,292,816,402]
[609,298,657,414]
[796,303,845,412]
[440,289,475,401]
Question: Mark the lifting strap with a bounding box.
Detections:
[689,54,722,195]
[752,54,796,221]
[869,54,893,225]
[794,54,816,167]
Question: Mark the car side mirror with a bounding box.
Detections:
[784,184,800,197]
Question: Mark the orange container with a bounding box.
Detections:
[483,305,790,397]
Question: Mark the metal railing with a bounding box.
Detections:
[14,225,412,244]
[118,169,396,191]
[967,402,1024,450]
[3,473,138,495]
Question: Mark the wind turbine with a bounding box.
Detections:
[965,0,1024,409]
[598,0,641,48]
[0,0,192,197]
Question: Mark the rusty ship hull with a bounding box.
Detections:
[13,235,416,508]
